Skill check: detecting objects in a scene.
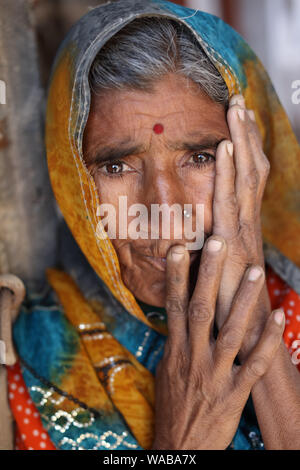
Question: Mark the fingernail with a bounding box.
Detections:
[248,110,256,122]
[226,142,233,156]
[238,109,245,121]
[274,309,285,326]
[171,246,185,261]
[207,239,222,252]
[248,267,263,281]
[231,95,245,108]
[237,97,245,108]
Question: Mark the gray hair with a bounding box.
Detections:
[89,17,229,105]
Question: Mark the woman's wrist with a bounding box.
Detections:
[250,341,300,449]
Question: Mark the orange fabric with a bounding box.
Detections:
[46,267,155,449]
[7,267,300,450]
[243,60,300,266]
[6,363,55,450]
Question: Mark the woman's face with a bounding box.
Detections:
[83,73,230,306]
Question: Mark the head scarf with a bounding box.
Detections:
[9,0,300,451]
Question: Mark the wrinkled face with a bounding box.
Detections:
[83,73,230,307]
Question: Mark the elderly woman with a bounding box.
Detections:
[3,0,300,450]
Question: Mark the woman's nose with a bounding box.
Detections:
[142,168,185,208]
[141,169,187,240]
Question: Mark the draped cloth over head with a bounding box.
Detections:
[46,0,300,302]
[8,0,300,451]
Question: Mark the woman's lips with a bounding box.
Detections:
[139,251,199,272]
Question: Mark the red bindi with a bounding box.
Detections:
[153,123,164,134]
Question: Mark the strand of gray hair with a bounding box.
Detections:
[89,17,229,105]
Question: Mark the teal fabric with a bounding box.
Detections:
[13,283,142,450]
[153,0,253,88]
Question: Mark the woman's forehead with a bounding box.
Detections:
[84,74,229,156]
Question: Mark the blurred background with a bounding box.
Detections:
[29,0,300,140]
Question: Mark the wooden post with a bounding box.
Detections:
[0,0,59,288]
[0,0,59,449]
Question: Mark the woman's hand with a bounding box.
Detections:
[213,95,271,359]
[152,237,285,450]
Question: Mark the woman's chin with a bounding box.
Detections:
[134,278,166,308]
[121,250,202,308]
[121,263,166,307]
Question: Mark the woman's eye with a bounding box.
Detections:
[105,162,124,174]
[100,161,133,176]
[188,152,215,166]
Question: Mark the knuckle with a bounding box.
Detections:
[199,260,215,279]
[247,356,269,378]
[168,270,184,286]
[244,168,258,191]
[239,219,254,234]
[227,104,240,121]
[215,190,237,209]
[246,323,266,342]
[261,158,270,180]
[224,193,238,213]
[173,273,183,285]
[166,297,185,316]
[188,367,203,390]
[248,126,261,146]
[217,326,241,352]
[188,301,213,323]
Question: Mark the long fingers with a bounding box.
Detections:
[228,96,270,220]
[188,236,227,359]
[246,109,270,213]
[214,265,266,371]
[234,308,285,394]
[227,101,257,226]
[165,245,190,351]
[213,140,239,240]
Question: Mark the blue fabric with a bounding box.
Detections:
[13,284,142,450]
